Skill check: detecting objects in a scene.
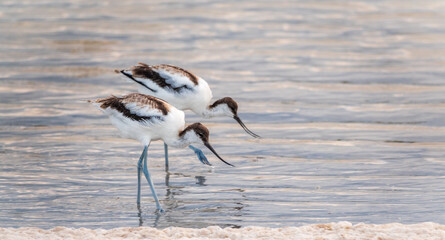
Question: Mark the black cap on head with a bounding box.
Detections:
[210,97,260,138]
[210,97,238,115]
[191,123,209,143]
[181,123,234,167]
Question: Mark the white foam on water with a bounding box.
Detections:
[1,222,444,240]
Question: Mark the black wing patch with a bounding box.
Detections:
[98,95,164,122]
[120,70,157,93]
[129,64,194,93]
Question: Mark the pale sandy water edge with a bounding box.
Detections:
[1,222,445,240]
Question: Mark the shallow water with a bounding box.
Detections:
[1,0,445,229]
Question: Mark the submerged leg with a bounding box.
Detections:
[164,143,169,171]
[137,146,148,205]
[189,145,211,165]
[142,145,165,213]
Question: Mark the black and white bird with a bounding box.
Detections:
[90,93,233,212]
[116,63,260,167]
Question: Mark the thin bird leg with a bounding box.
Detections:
[142,144,165,213]
[189,145,211,166]
[164,143,169,171]
[137,146,147,205]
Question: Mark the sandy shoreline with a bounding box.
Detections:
[1,222,444,240]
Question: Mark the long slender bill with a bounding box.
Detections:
[233,115,261,138]
[204,142,234,167]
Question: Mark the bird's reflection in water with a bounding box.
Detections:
[137,204,143,227]
[139,169,244,228]
[161,172,207,211]
[147,170,184,227]
[137,202,162,227]
[195,175,207,186]
[164,171,176,209]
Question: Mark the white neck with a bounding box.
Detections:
[164,131,198,148]
[198,107,224,118]
[163,135,188,148]
[199,105,233,119]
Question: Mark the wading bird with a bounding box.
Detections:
[116,63,260,167]
[90,93,233,212]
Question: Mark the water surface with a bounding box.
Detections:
[1,0,445,229]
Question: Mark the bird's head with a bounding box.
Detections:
[209,97,238,118]
[210,97,260,138]
[180,123,234,166]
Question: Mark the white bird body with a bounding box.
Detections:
[136,77,212,117]
[92,93,191,148]
[90,93,233,212]
[118,63,260,138]
[120,64,214,117]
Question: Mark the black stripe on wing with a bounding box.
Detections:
[120,70,157,93]
[130,64,193,93]
[98,96,164,122]
[158,64,198,85]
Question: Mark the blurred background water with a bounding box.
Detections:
[1,0,445,229]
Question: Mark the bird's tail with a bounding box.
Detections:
[115,67,136,82]
[86,97,117,110]
[115,62,148,76]
[86,98,101,109]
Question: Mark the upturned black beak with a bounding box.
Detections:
[204,142,234,167]
[233,115,261,138]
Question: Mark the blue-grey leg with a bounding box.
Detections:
[164,143,169,171]
[137,146,148,205]
[142,144,165,213]
[189,145,211,165]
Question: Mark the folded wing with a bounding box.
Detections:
[122,63,198,93]
[94,93,169,124]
